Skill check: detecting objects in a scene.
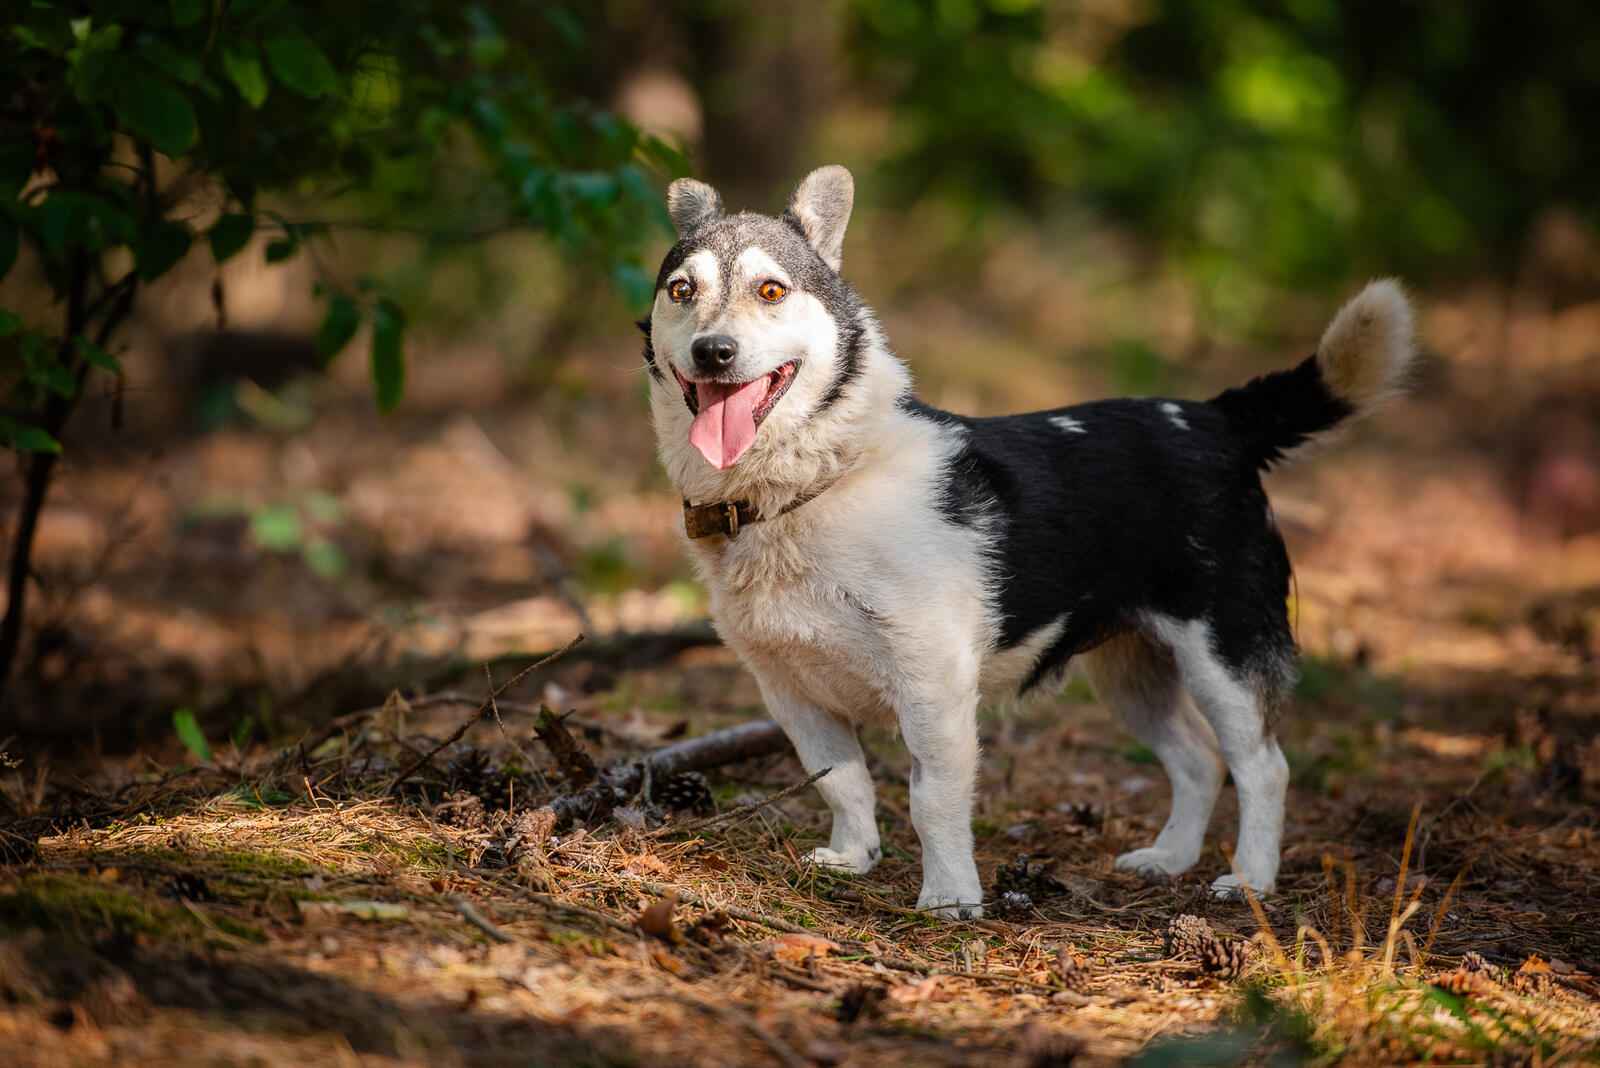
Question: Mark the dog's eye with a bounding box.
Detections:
[758,281,787,303]
[668,279,695,303]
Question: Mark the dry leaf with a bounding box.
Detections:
[887,975,951,1005]
[625,854,671,877]
[649,946,688,976]
[764,932,841,965]
[637,893,680,942]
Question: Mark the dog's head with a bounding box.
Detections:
[644,166,877,483]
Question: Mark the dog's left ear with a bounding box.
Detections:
[786,165,854,272]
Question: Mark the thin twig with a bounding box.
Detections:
[493,881,641,938]
[387,634,583,795]
[450,895,514,944]
[485,664,546,792]
[658,767,831,838]
[633,879,815,937]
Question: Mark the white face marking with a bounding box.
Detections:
[1160,402,1189,431]
[669,250,719,307]
[1048,414,1087,434]
[734,247,791,290]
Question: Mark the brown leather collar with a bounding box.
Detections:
[683,478,837,540]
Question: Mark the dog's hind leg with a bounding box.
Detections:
[1147,616,1290,897]
[1083,634,1224,879]
[757,677,882,875]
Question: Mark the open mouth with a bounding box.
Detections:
[671,359,800,469]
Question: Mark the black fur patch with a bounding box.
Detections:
[638,317,664,383]
[1209,354,1354,470]
[818,312,867,412]
[907,394,1300,697]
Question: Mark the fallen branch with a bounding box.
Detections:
[275,622,722,729]
[660,766,831,838]
[550,720,790,827]
[387,634,583,795]
[450,895,514,943]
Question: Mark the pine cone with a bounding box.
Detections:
[1513,955,1557,995]
[993,855,1067,899]
[1461,951,1502,980]
[654,771,714,813]
[1199,935,1252,980]
[1435,967,1495,999]
[1054,946,1091,992]
[995,890,1034,917]
[1165,914,1215,959]
[439,789,486,829]
[1166,914,1250,979]
[1060,802,1103,831]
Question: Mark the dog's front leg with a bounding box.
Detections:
[897,683,984,919]
[757,677,881,874]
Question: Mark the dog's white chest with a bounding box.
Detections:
[694,532,895,721]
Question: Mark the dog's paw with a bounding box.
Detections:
[804,846,878,875]
[1114,847,1197,879]
[916,886,984,921]
[1210,873,1275,900]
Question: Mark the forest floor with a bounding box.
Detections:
[3,270,1600,1065]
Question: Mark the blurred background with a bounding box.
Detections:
[5,0,1600,753]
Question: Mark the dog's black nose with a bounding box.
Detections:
[691,334,738,373]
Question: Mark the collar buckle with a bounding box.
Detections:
[684,498,746,540]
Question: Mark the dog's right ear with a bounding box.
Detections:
[666,178,723,239]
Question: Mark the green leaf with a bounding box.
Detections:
[208,213,254,263]
[221,44,269,108]
[302,537,347,579]
[370,298,405,412]
[264,32,338,99]
[77,337,121,373]
[250,505,303,551]
[315,293,360,364]
[30,362,77,399]
[0,217,16,280]
[0,310,20,336]
[170,0,206,27]
[140,40,206,86]
[134,220,192,280]
[113,71,197,156]
[10,425,62,454]
[171,707,212,763]
[0,137,33,195]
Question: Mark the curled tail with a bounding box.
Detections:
[1209,280,1416,470]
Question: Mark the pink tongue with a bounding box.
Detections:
[689,378,767,469]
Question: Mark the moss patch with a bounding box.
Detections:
[0,873,264,944]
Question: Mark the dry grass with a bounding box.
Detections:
[3,674,1597,1067]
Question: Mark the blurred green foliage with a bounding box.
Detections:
[1,0,681,454]
[849,0,1600,319]
[0,0,685,690]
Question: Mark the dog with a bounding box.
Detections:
[642,165,1414,918]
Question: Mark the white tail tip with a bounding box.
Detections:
[1316,279,1415,413]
